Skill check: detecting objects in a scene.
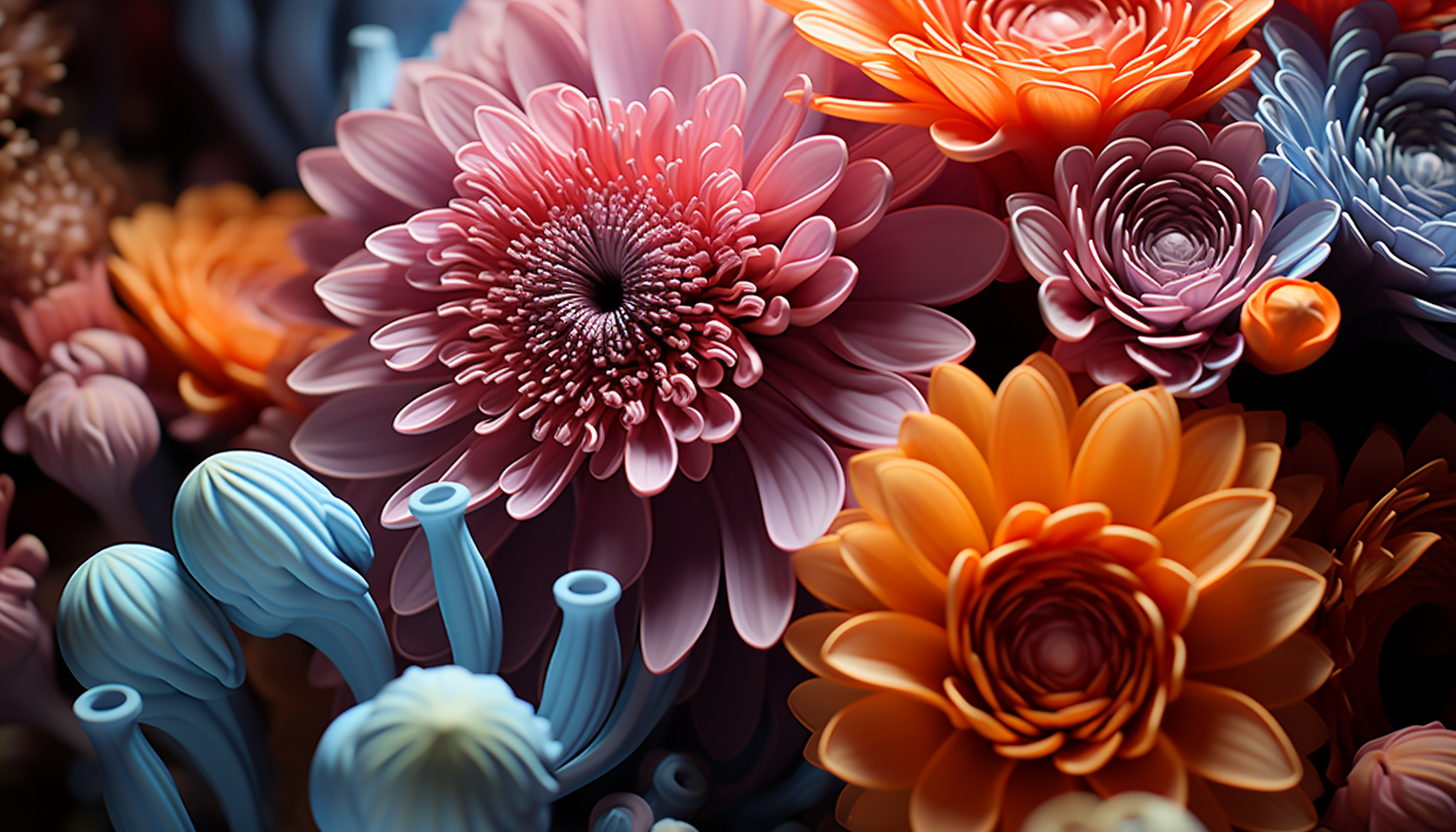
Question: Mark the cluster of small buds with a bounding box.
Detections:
[0,0,68,122]
[0,132,127,302]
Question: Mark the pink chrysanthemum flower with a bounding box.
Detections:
[287,0,1009,673]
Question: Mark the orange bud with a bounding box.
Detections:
[1240,278,1340,374]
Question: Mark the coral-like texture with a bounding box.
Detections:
[1008,112,1339,396]
[764,0,1271,178]
[108,182,344,439]
[788,355,1328,832]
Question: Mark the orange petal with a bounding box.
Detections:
[1067,390,1180,528]
[910,731,1014,832]
[1137,558,1198,632]
[1068,384,1132,459]
[1187,775,1237,832]
[1017,79,1102,147]
[999,759,1081,832]
[878,459,988,570]
[929,363,995,457]
[785,611,859,684]
[849,447,906,523]
[793,9,900,64]
[823,611,957,709]
[1038,503,1113,547]
[1053,734,1123,776]
[1249,505,1293,560]
[1183,560,1324,672]
[1019,352,1078,426]
[820,691,955,789]
[794,536,885,614]
[1162,680,1302,792]
[1088,525,1163,569]
[899,412,1000,536]
[1167,414,1246,510]
[840,786,913,832]
[992,503,1051,547]
[1234,442,1283,490]
[1152,488,1276,587]
[1269,701,1329,757]
[789,678,870,732]
[1088,733,1188,804]
[1203,780,1319,832]
[840,521,949,622]
[990,364,1071,511]
[914,49,1016,126]
[1192,632,1333,710]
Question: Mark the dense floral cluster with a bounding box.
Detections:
[2,0,1456,831]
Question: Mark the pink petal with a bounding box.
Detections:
[709,440,795,649]
[625,413,679,496]
[379,422,536,527]
[1209,121,1265,183]
[1038,276,1105,341]
[289,216,365,272]
[744,74,812,185]
[742,26,829,143]
[394,383,483,435]
[569,472,653,588]
[657,30,719,120]
[335,110,459,209]
[297,147,414,229]
[814,301,975,372]
[501,439,588,519]
[419,72,524,153]
[819,159,893,251]
[314,258,434,326]
[291,383,472,478]
[389,500,519,615]
[1007,197,1074,283]
[847,124,947,210]
[639,481,721,673]
[759,332,925,448]
[847,206,1009,305]
[287,329,424,396]
[370,311,470,372]
[766,216,837,294]
[584,0,682,105]
[734,385,845,550]
[787,257,858,327]
[753,135,847,242]
[391,605,451,663]
[504,2,595,104]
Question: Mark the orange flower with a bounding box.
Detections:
[1240,278,1340,375]
[788,354,1330,832]
[764,0,1270,178]
[1284,0,1456,33]
[108,183,345,437]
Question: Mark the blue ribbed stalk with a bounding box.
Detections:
[281,598,396,702]
[142,692,268,832]
[538,569,622,760]
[75,685,196,832]
[409,483,503,675]
[556,651,687,793]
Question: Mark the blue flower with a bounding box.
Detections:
[1224,0,1456,357]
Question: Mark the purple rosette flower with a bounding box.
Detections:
[1007,111,1340,396]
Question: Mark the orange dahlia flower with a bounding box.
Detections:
[764,0,1271,179]
[108,183,346,438]
[1284,0,1456,33]
[788,354,1330,832]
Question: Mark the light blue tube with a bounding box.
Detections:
[75,685,196,832]
[556,651,687,794]
[408,482,503,675]
[644,753,708,820]
[345,24,402,111]
[57,543,266,832]
[539,569,622,760]
[174,451,395,702]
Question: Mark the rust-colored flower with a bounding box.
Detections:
[108,182,347,439]
[764,0,1271,180]
[1284,0,1456,33]
[1279,417,1456,782]
[788,354,1329,832]
[1240,278,1341,375]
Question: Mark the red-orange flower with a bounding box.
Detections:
[788,354,1329,832]
[1284,0,1456,33]
[764,0,1271,179]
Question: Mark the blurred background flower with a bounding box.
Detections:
[108,181,346,441]
[789,354,1327,832]
[1319,723,1456,831]
[1008,113,1339,397]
